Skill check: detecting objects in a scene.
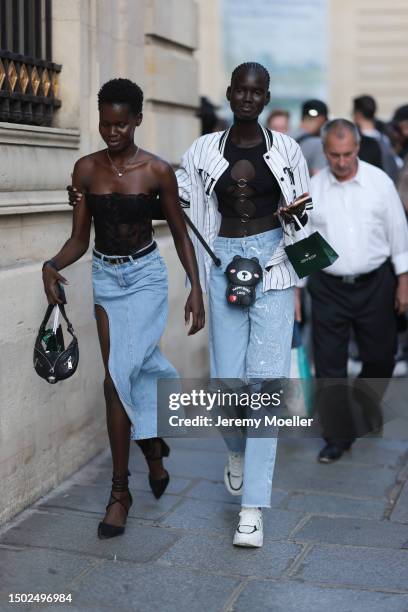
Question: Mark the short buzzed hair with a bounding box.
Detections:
[231,62,270,89]
[353,95,376,120]
[321,119,361,145]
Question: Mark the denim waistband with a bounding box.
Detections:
[214,227,283,248]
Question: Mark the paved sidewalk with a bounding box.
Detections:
[1,431,408,611]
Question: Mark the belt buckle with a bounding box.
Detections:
[342,274,356,284]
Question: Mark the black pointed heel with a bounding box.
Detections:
[136,438,170,499]
[98,471,133,539]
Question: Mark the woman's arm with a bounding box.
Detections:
[42,157,93,304]
[153,160,205,335]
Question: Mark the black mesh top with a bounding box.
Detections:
[86,192,158,255]
[215,136,282,219]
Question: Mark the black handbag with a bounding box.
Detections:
[33,302,79,384]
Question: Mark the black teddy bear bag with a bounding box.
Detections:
[225,256,263,307]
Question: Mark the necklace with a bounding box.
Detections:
[106,146,139,177]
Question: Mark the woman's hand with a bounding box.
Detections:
[276,192,312,223]
[67,185,83,207]
[42,264,68,305]
[184,286,205,335]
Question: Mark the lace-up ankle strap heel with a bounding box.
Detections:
[97,470,133,540]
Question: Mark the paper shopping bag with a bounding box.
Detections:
[284,216,338,279]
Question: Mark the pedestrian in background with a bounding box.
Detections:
[306,119,408,463]
[292,99,328,175]
[393,105,408,161]
[392,105,408,212]
[353,95,399,182]
[266,108,290,134]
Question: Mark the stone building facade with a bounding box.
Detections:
[328,0,408,118]
[0,0,207,525]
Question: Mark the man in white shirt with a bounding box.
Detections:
[307,119,408,463]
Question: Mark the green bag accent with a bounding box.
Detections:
[284,216,339,279]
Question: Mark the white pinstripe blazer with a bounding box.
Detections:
[176,125,313,292]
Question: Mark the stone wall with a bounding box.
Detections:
[329,0,408,118]
[0,0,206,526]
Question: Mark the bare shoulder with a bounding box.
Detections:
[145,153,175,180]
[73,151,100,173]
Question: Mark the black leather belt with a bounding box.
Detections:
[219,214,281,238]
[323,264,385,284]
[93,241,157,265]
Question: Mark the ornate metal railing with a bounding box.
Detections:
[0,0,61,126]
[0,51,61,126]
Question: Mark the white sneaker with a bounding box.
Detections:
[233,507,263,548]
[224,452,244,496]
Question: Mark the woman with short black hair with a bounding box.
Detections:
[42,78,204,539]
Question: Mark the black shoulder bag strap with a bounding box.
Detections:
[182,212,221,267]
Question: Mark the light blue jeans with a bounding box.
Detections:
[92,246,179,440]
[209,228,294,507]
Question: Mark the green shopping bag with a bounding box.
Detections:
[284,216,339,279]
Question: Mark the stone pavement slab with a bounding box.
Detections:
[285,491,387,519]
[160,532,302,579]
[98,445,227,482]
[277,438,407,468]
[274,459,396,499]
[66,560,239,612]
[0,546,99,605]
[1,434,408,610]
[183,479,288,508]
[26,607,90,612]
[161,448,226,480]
[233,579,408,612]
[27,608,99,612]
[161,498,303,540]
[40,483,182,521]
[293,515,408,549]
[166,437,227,453]
[79,453,193,495]
[295,544,408,591]
[0,510,180,563]
[390,480,408,524]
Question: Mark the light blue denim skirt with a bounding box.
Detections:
[92,245,179,440]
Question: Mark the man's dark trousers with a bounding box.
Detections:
[308,260,397,448]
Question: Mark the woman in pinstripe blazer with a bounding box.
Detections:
[176,62,313,548]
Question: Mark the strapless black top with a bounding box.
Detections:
[86,192,160,255]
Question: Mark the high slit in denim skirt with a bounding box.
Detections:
[92,246,179,440]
